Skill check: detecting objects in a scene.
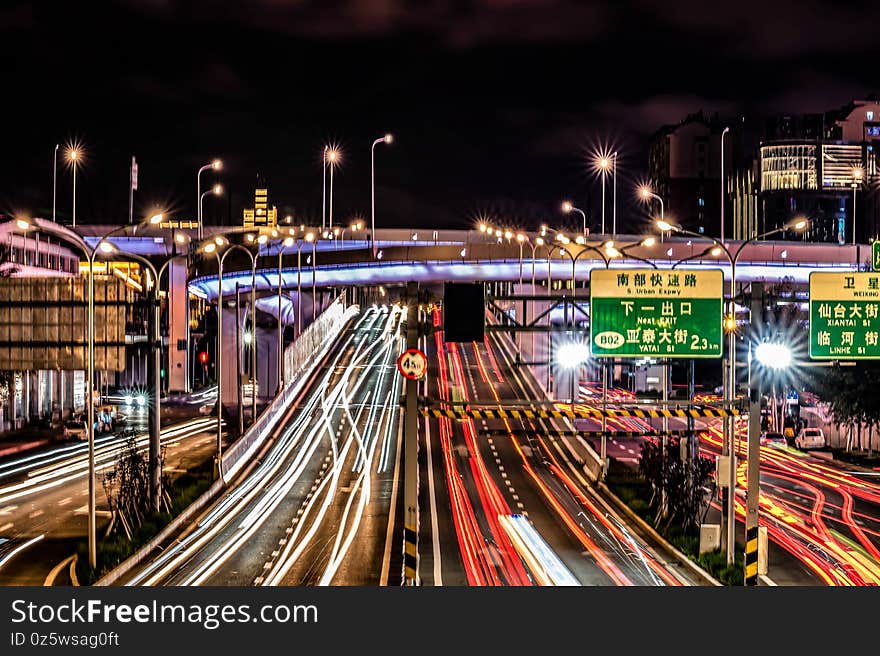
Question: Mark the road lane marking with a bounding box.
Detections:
[424,413,442,586]
[0,522,13,532]
[29,509,44,519]
[44,554,77,586]
[57,497,72,506]
[0,506,18,514]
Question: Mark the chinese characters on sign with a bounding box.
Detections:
[809,272,880,359]
[589,269,723,358]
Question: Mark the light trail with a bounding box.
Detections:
[128,308,385,585]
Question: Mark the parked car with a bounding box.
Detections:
[795,427,826,450]
[760,431,788,448]
[63,420,88,441]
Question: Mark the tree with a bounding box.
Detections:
[809,362,880,451]
[640,437,715,532]
[101,429,169,540]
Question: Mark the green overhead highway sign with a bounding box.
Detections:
[810,272,880,360]
[589,268,723,358]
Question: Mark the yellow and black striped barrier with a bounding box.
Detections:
[421,407,741,420]
[403,525,418,584]
[745,525,759,586]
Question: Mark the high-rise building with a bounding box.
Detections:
[647,111,733,237]
[755,97,880,243]
[243,177,277,229]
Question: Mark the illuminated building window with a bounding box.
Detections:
[821,144,862,188]
[760,144,817,191]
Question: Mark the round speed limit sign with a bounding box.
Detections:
[397,348,428,380]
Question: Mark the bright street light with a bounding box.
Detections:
[755,342,792,370]
[556,341,590,369]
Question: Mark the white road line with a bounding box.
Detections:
[424,410,442,586]
[0,506,17,515]
[380,400,404,586]
[57,497,72,506]
[0,522,13,532]
[29,509,44,519]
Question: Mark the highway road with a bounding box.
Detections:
[568,387,880,585]
[419,309,698,586]
[0,416,219,585]
[124,305,406,586]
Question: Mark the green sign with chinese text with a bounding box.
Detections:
[810,272,880,359]
[873,241,880,272]
[589,269,723,358]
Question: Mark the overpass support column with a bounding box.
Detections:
[403,281,420,585]
[168,258,190,393]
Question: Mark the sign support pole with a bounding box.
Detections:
[403,281,420,585]
[745,282,763,585]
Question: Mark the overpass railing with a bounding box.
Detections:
[220,292,358,483]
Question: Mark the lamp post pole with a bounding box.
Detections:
[53,145,59,222]
[275,237,294,391]
[371,135,392,258]
[612,152,618,238]
[197,160,221,241]
[658,218,807,563]
[72,157,77,227]
[322,146,328,233]
[312,238,318,321]
[721,127,730,243]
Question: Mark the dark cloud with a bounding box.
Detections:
[0,1,876,230]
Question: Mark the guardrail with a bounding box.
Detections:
[220,293,358,483]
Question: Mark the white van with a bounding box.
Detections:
[795,427,826,450]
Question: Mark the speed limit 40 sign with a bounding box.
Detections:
[397,348,428,380]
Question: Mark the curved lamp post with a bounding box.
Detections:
[197,159,222,240]
[371,134,393,257]
[561,201,588,237]
[657,216,809,563]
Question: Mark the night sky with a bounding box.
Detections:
[1,1,876,233]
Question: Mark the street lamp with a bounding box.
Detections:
[200,236,259,477]
[15,213,169,569]
[53,144,59,222]
[200,184,223,231]
[297,232,316,336]
[656,215,809,563]
[197,159,222,240]
[614,237,659,269]
[371,134,393,257]
[852,167,864,245]
[721,126,730,243]
[277,236,296,390]
[557,240,611,450]
[66,146,81,227]
[561,201,588,236]
[326,148,340,232]
[16,219,94,565]
[556,341,591,413]
[639,185,664,221]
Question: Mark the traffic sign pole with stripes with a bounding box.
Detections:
[421,407,740,420]
[745,283,763,586]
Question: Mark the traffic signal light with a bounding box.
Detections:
[723,314,736,333]
[199,351,209,364]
